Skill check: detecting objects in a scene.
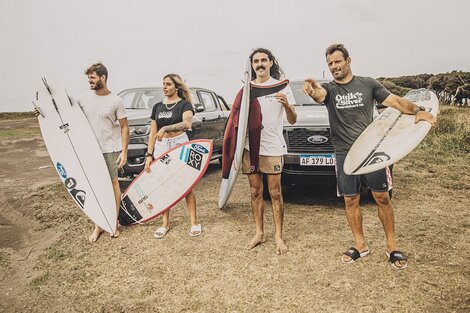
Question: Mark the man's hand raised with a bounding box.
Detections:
[303,78,326,103]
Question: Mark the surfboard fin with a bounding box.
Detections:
[65,90,75,107]
[32,101,45,118]
[41,77,59,112]
[41,77,52,94]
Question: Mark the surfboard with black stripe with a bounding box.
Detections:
[343,88,439,175]
[35,78,117,234]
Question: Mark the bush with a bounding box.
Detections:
[380,80,411,97]
[427,106,470,153]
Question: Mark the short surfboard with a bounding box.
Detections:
[343,88,439,175]
[118,139,213,226]
[35,78,117,234]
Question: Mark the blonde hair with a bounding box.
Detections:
[164,74,192,103]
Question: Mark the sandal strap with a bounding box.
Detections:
[190,224,201,232]
[154,227,168,236]
[344,247,360,261]
[389,250,407,263]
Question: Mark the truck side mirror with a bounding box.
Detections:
[194,103,204,113]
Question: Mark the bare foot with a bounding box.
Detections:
[392,259,408,269]
[110,229,120,238]
[275,237,288,255]
[89,227,104,243]
[246,233,266,250]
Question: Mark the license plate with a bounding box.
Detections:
[299,154,335,166]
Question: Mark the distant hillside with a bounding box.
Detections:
[377,71,470,106]
[0,112,35,120]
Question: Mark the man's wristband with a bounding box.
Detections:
[414,105,426,115]
[145,151,153,158]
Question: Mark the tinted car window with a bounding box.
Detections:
[120,88,165,109]
[190,90,199,105]
[199,91,217,112]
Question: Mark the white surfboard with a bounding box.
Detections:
[343,88,439,175]
[218,59,252,209]
[118,139,213,226]
[34,78,117,234]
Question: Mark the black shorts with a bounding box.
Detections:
[335,154,393,197]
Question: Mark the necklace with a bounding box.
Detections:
[164,99,179,110]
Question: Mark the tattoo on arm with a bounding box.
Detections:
[163,111,193,133]
[163,122,188,132]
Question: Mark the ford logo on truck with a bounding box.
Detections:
[307,135,328,144]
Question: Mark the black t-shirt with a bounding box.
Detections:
[322,76,391,153]
[150,100,194,131]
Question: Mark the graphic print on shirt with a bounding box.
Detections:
[158,111,173,119]
[335,92,364,109]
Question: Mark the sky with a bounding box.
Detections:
[1,0,469,112]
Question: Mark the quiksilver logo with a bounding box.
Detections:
[364,152,391,166]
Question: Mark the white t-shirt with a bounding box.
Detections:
[246,77,296,156]
[78,92,127,153]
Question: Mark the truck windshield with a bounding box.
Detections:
[119,88,165,109]
[290,80,328,106]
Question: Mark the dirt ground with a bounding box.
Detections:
[0,116,469,313]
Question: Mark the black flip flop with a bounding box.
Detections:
[341,247,370,264]
[386,251,408,269]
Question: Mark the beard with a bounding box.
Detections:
[91,80,104,91]
[332,68,347,80]
[333,71,343,79]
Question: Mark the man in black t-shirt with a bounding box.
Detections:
[304,44,436,269]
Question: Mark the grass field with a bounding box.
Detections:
[0,106,469,313]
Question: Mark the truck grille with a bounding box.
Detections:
[283,128,334,153]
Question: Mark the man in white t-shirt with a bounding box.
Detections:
[243,48,297,255]
[78,62,129,243]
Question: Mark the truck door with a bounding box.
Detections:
[196,90,226,151]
